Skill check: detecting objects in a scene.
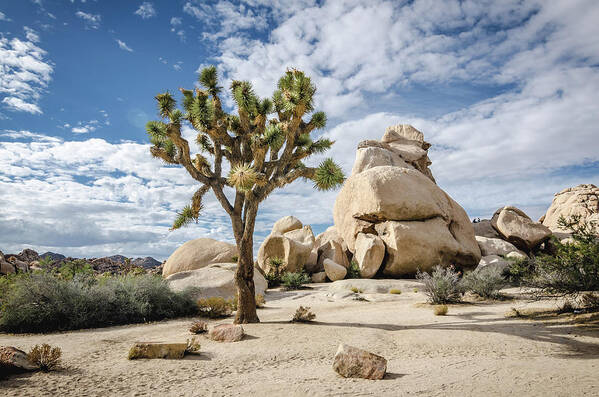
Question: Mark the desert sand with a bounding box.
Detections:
[1,281,598,397]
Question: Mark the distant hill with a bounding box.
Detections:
[40,252,66,261]
[107,255,128,264]
[131,257,161,269]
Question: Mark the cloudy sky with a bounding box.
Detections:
[1,0,598,260]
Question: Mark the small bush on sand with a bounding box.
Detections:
[416,266,463,304]
[185,337,201,355]
[433,305,448,316]
[580,292,599,309]
[461,267,506,299]
[0,273,197,333]
[413,288,418,293]
[189,320,208,334]
[255,293,266,308]
[265,257,285,288]
[281,271,310,290]
[350,286,363,293]
[292,306,316,322]
[389,289,402,294]
[346,260,361,279]
[27,344,62,371]
[197,297,232,318]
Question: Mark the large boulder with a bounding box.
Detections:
[162,238,238,278]
[476,255,510,274]
[272,216,303,235]
[491,206,552,252]
[209,324,245,342]
[257,223,315,274]
[166,263,267,300]
[0,251,16,275]
[540,184,599,233]
[353,233,385,278]
[475,236,527,257]
[323,259,347,281]
[472,219,501,239]
[332,344,387,380]
[317,240,349,270]
[335,165,481,277]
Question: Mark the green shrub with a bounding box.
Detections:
[265,257,284,288]
[346,260,361,279]
[350,286,363,293]
[416,266,463,304]
[281,271,310,290]
[197,297,232,318]
[522,215,599,297]
[0,272,197,333]
[461,267,506,299]
[27,344,62,371]
[56,259,94,280]
[389,288,402,294]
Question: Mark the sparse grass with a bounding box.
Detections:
[389,288,402,294]
[433,304,448,316]
[197,297,232,318]
[27,344,62,371]
[189,320,208,334]
[416,266,463,304]
[292,306,316,322]
[281,271,310,290]
[255,293,266,308]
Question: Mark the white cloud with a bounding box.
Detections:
[0,11,11,21]
[75,11,101,29]
[24,27,40,43]
[71,120,99,134]
[173,61,183,71]
[135,2,156,19]
[183,0,268,40]
[1,97,41,114]
[0,35,53,114]
[170,17,182,25]
[116,39,133,52]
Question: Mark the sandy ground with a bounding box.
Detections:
[1,281,598,397]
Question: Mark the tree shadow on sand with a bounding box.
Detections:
[263,309,599,359]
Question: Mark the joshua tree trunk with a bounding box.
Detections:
[232,200,259,324]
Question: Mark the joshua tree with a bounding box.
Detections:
[145,67,344,323]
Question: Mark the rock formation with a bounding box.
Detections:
[162,238,238,278]
[257,217,315,274]
[334,124,481,277]
[540,184,599,233]
[491,206,552,252]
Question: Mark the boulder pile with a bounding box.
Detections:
[333,124,481,277]
[539,184,599,233]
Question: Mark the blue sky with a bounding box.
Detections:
[1,0,598,259]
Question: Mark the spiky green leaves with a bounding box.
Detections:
[155,92,176,119]
[146,120,176,160]
[196,134,214,153]
[262,124,285,150]
[228,163,258,191]
[171,185,210,230]
[309,111,327,129]
[172,205,196,230]
[307,138,333,155]
[231,80,257,115]
[189,92,215,131]
[277,69,316,114]
[256,98,273,116]
[199,66,221,95]
[313,158,345,191]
